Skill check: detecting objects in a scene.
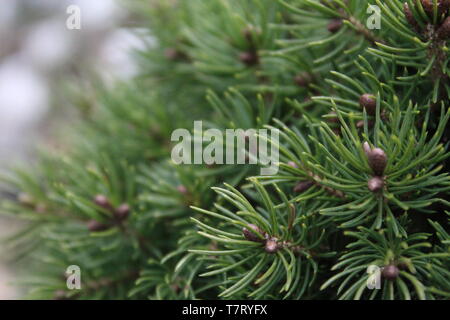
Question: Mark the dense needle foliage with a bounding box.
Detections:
[0,0,449,300]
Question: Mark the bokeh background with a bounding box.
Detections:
[0,0,148,299]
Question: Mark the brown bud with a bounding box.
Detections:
[294,72,313,87]
[421,0,449,17]
[437,16,450,40]
[265,238,279,253]
[421,0,434,15]
[363,141,372,157]
[330,189,345,198]
[177,185,188,194]
[53,290,68,300]
[367,148,388,176]
[368,176,384,192]
[403,3,420,31]
[164,48,187,61]
[440,0,450,16]
[359,94,377,115]
[293,181,314,193]
[242,224,265,242]
[327,19,343,33]
[242,26,259,42]
[287,161,298,169]
[93,195,111,209]
[239,51,259,66]
[242,27,253,41]
[87,220,109,232]
[115,204,130,220]
[382,265,399,280]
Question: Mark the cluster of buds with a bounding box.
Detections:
[242,224,280,254]
[404,1,450,39]
[421,0,449,19]
[363,142,388,193]
[87,195,131,232]
[438,15,450,39]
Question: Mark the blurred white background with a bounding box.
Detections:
[0,0,149,299]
